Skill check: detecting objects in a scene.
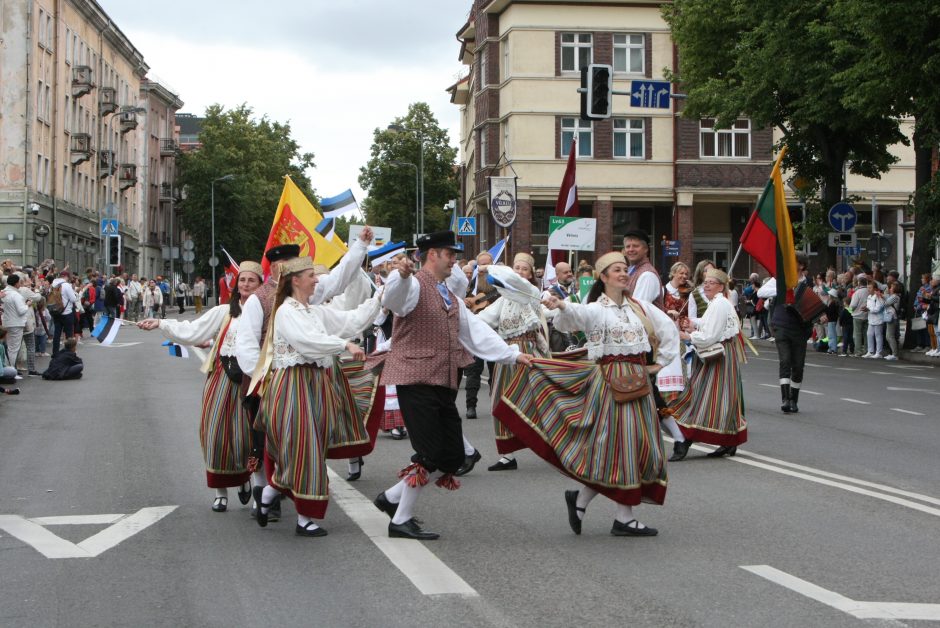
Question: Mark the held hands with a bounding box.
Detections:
[358,226,374,244]
[516,353,533,366]
[346,342,365,361]
[137,318,160,330]
[398,257,415,279]
[541,295,566,311]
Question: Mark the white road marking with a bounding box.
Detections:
[83,341,142,348]
[904,375,936,380]
[798,389,823,396]
[834,367,860,371]
[839,398,870,405]
[0,506,177,558]
[887,386,940,395]
[743,565,940,621]
[891,408,925,416]
[870,371,892,375]
[759,383,778,389]
[886,364,931,370]
[803,362,822,368]
[326,469,478,598]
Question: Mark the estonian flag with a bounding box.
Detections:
[368,241,407,268]
[91,316,121,345]
[320,189,359,219]
[161,340,189,358]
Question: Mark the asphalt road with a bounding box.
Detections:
[2,326,938,628]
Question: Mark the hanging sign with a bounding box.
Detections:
[488,176,518,228]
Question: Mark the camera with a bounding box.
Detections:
[29,203,40,216]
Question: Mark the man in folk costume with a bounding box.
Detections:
[372,231,532,540]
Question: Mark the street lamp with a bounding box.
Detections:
[210,174,235,305]
[387,124,426,236]
[389,160,419,240]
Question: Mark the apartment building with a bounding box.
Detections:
[451,0,916,275]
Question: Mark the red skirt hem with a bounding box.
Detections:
[678,425,747,447]
[268,481,329,519]
[494,399,666,506]
[326,387,386,459]
[495,435,526,455]
[206,470,251,489]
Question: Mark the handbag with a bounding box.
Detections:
[608,372,651,403]
[696,343,725,363]
[911,316,927,331]
[218,355,244,385]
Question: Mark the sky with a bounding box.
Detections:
[100,0,471,204]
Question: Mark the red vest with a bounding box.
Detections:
[380,269,474,389]
[626,258,664,310]
[254,279,278,344]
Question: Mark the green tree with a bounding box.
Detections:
[358,103,458,242]
[176,104,316,279]
[663,0,907,264]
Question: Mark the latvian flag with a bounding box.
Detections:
[91,316,122,345]
[161,340,189,358]
[320,189,359,219]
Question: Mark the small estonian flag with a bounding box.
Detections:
[161,340,189,358]
[91,316,122,345]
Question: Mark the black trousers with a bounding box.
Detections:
[396,384,465,474]
[51,313,74,356]
[775,325,810,384]
[463,357,493,410]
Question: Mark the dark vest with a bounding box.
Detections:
[626,258,664,310]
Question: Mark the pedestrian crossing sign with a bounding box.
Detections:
[100,219,119,235]
[457,217,476,236]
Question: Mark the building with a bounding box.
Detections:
[0,0,182,277]
[176,113,203,152]
[451,0,917,276]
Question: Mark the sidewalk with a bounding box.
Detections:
[746,337,939,367]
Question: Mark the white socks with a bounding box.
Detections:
[615,504,647,528]
[463,435,475,456]
[575,486,598,518]
[297,514,321,531]
[214,488,228,498]
[347,458,361,475]
[661,416,685,442]
[260,485,279,513]
[251,471,265,488]
[385,479,405,503]
[389,471,443,525]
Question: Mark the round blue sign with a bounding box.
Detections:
[828,202,857,232]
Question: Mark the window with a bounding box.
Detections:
[613,34,644,74]
[561,117,592,157]
[46,13,53,50]
[480,128,488,167]
[38,9,45,47]
[561,33,592,72]
[36,80,44,120]
[479,46,487,88]
[63,165,69,202]
[503,40,510,80]
[503,122,510,158]
[65,29,71,63]
[700,118,751,158]
[613,118,644,158]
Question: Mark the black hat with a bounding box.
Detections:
[264,244,301,263]
[416,231,462,252]
[622,229,650,246]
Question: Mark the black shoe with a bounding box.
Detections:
[373,491,398,518]
[564,490,584,535]
[455,449,482,476]
[788,388,800,414]
[269,496,281,523]
[253,486,269,527]
[390,428,406,440]
[295,522,328,537]
[28,370,41,377]
[668,440,692,462]
[465,407,477,419]
[487,457,517,471]
[346,456,364,481]
[706,445,737,458]
[388,518,439,540]
[211,496,228,512]
[780,383,793,413]
[611,519,658,537]
[237,482,252,505]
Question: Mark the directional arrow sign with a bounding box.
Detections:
[827,202,857,232]
[0,506,177,558]
[630,80,671,108]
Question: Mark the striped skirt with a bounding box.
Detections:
[490,335,546,454]
[199,366,252,489]
[258,361,383,518]
[380,385,405,430]
[670,335,747,447]
[494,357,668,506]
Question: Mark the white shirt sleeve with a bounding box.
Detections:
[457,300,520,363]
[325,271,372,311]
[646,302,680,368]
[235,294,264,373]
[551,301,599,334]
[381,269,420,316]
[445,263,469,297]
[276,305,348,359]
[310,239,368,305]
[158,304,228,345]
[690,296,734,349]
[315,296,383,340]
[475,294,504,329]
[633,271,662,303]
[757,278,777,299]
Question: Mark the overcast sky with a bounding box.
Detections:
[100,0,470,204]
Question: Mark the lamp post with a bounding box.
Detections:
[389,160,419,241]
[387,124,426,237]
[210,174,235,305]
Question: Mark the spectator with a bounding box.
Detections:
[93,273,106,321]
[883,282,901,360]
[0,327,21,392]
[192,277,206,314]
[42,337,83,380]
[743,274,760,338]
[926,273,940,356]
[127,274,142,321]
[50,270,79,355]
[104,278,122,319]
[34,298,51,357]
[157,276,170,318]
[142,279,162,318]
[849,275,870,356]
[913,273,933,352]
[839,295,855,356]
[1,274,31,373]
[175,280,189,314]
[15,272,41,375]
[863,280,886,358]
[824,289,841,354]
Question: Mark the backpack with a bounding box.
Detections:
[47,285,64,315]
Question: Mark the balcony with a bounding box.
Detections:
[119,109,138,134]
[160,139,178,157]
[99,86,117,116]
[72,66,94,98]
[98,150,115,179]
[160,182,175,201]
[69,133,93,165]
[119,164,137,190]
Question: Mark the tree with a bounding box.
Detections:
[358,103,458,242]
[176,104,316,279]
[663,0,907,265]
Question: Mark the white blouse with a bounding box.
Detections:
[477,265,543,339]
[689,293,740,349]
[553,293,678,366]
[159,305,238,356]
[272,295,381,369]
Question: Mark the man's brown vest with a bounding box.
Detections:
[626,258,664,310]
[381,268,473,389]
[254,279,278,344]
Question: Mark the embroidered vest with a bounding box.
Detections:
[626,258,664,310]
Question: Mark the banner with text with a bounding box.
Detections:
[488,176,518,228]
[548,216,597,251]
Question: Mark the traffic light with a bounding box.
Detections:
[580,64,613,120]
[107,234,121,267]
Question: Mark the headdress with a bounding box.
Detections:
[596,252,627,275]
[281,257,315,275]
[238,261,263,279]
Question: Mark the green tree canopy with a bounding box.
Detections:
[176,104,316,278]
[358,103,458,242]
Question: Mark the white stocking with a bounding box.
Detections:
[214,488,228,499]
[260,485,279,513]
[385,479,406,503]
[660,416,685,442]
[462,435,475,456]
[575,486,598,517]
[251,471,265,488]
[347,458,361,475]
[390,477,424,525]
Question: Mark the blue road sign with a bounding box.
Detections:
[837,245,861,257]
[100,219,119,235]
[630,80,671,109]
[663,239,681,256]
[457,217,477,236]
[828,202,857,232]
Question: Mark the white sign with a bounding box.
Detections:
[548,216,597,251]
[349,224,392,247]
[488,176,518,228]
[2,249,23,255]
[827,232,857,247]
[0,506,177,558]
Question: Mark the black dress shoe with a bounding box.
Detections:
[346,456,364,481]
[388,518,439,540]
[373,491,398,518]
[706,445,737,458]
[295,522,328,537]
[211,496,228,512]
[668,440,693,462]
[252,486,268,527]
[564,490,584,535]
[237,482,252,505]
[269,496,282,522]
[487,457,517,471]
[454,449,482,476]
[465,407,477,419]
[611,519,658,537]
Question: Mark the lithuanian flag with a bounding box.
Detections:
[739,146,799,303]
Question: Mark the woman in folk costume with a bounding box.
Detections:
[253,256,383,537]
[476,253,550,471]
[666,268,747,461]
[138,262,264,512]
[657,262,694,457]
[496,252,678,537]
[687,259,716,325]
